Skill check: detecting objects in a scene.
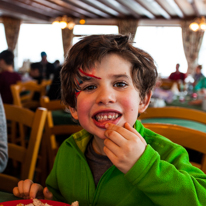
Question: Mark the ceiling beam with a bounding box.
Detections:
[115,0,141,18]
[98,0,126,17]
[81,0,123,17]
[62,0,111,18]
[0,1,50,21]
[13,0,61,16]
[34,0,82,18]
[152,0,171,19]
[48,0,99,18]
[186,0,200,17]
[134,0,157,19]
[164,0,184,18]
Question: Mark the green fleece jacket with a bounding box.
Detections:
[46,120,206,206]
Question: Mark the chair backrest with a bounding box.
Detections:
[143,123,206,173]
[139,106,206,125]
[0,104,47,192]
[40,95,64,111]
[40,96,82,171]
[160,78,183,91]
[11,80,51,109]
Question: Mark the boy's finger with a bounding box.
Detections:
[17,180,27,197]
[105,123,132,140]
[30,183,44,199]
[124,123,147,145]
[103,145,117,163]
[43,187,53,200]
[13,187,20,197]
[23,179,33,197]
[104,129,126,147]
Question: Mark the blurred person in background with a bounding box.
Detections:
[193,65,204,86]
[194,76,206,95]
[0,95,8,173]
[29,62,43,84]
[168,63,186,82]
[47,65,61,100]
[0,50,21,104]
[40,51,55,80]
[53,60,61,70]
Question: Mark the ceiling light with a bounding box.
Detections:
[67,22,75,30]
[52,20,59,26]
[189,22,199,31]
[189,17,206,32]
[59,21,67,29]
[79,19,86,25]
[52,16,75,30]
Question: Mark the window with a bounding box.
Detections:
[198,33,206,76]
[134,26,188,78]
[16,24,64,69]
[0,24,8,51]
[0,24,200,78]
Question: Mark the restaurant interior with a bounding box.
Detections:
[1,0,206,204]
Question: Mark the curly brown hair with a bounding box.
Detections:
[60,34,158,109]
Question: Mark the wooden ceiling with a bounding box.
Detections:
[0,0,206,24]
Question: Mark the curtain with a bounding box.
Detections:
[62,28,73,57]
[118,19,138,41]
[181,20,205,74]
[2,16,21,51]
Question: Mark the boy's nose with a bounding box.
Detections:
[96,88,116,105]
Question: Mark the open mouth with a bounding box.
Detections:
[93,112,121,122]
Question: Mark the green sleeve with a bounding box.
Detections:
[125,144,206,206]
[46,149,67,203]
[194,78,206,91]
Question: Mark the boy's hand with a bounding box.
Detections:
[13,179,53,200]
[104,122,147,174]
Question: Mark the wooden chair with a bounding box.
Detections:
[159,79,175,90]
[39,96,82,182]
[0,104,47,192]
[160,78,184,91]
[139,106,206,125]
[10,81,51,146]
[11,80,51,109]
[143,123,206,173]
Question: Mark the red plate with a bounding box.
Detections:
[0,199,70,206]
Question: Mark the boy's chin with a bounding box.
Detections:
[93,131,107,140]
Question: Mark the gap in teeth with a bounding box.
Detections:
[95,113,119,121]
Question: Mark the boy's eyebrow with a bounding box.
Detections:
[79,68,101,79]
[111,74,130,79]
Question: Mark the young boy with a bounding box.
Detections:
[13,34,206,205]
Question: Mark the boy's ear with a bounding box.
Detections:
[69,107,79,120]
[138,91,152,113]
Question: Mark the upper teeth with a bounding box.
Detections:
[95,113,119,121]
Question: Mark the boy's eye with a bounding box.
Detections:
[114,82,128,87]
[83,85,97,91]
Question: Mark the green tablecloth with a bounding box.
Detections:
[0,191,20,203]
[141,118,206,133]
[166,98,202,111]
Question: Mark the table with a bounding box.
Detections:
[0,191,20,203]
[141,118,206,133]
[166,96,203,111]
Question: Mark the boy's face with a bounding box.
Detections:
[70,53,151,140]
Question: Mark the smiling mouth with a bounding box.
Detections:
[93,112,121,122]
